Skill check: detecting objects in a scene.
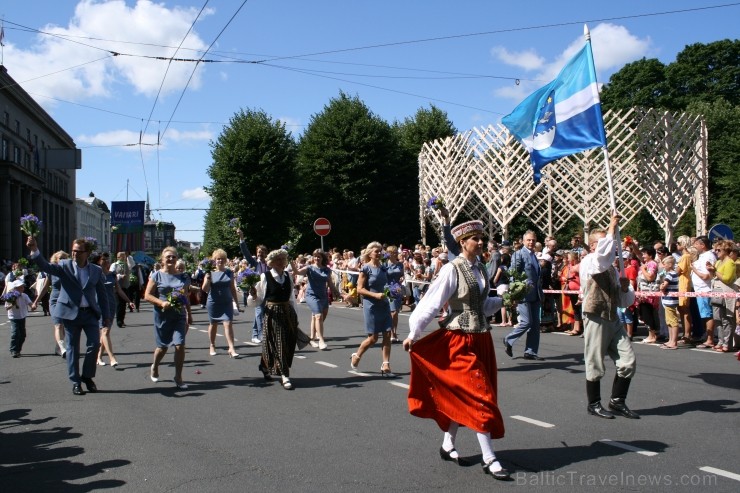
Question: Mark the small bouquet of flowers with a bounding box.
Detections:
[281,242,296,259]
[383,282,404,303]
[20,213,43,237]
[199,259,215,274]
[228,217,241,230]
[381,251,391,263]
[426,196,445,210]
[84,237,98,251]
[503,270,532,308]
[236,268,260,291]
[166,288,188,313]
[1,291,20,309]
[156,221,164,232]
[111,225,120,233]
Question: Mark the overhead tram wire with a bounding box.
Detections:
[250,2,740,63]
[158,0,250,144]
[261,63,504,116]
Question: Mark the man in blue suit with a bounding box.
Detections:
[503,230,545,360]
[27,236,110,395]
[236,228,268,344]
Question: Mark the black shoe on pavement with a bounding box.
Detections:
[587,402,615,419]
[609,399,640,419]
[72,383,85,395]
[523,353,545,361]
[81,377,98,393]
[502,338,513,358]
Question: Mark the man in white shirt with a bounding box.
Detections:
[690,235,717,347]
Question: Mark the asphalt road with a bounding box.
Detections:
[1,301,739,492]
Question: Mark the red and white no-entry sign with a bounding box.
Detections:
[313,217,331,237]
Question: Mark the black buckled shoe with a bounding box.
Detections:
[439,447,460,465]
[482,459,512,481]
[587,401,615,419]
[81,377,98,393]
[72,383,85,396]
[503,338,513,358]
[609,399,640,419]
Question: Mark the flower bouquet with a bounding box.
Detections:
[111,225,120,233]
[281,242,296,259]
[166,288,188,313]
[156,221,164,232]
[228,217,241,230]
[426,196,445,210]
[20,213,43,237]
[1,290,20,309]
[84,237,98,252]
[236,268,260,291]
[503,270,532,308]
[199,259,215,274]
[383,282,404,303]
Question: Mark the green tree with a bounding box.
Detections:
[666,39,740,109]
[203,109,297,255]
[600,58,670,112]
[393,105,457,245]
[296,92,400,250]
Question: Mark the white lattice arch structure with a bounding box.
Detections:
[419,107,708,245]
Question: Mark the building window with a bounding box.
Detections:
[14,146,21,163]
[1,137,7,160]
[15,120,21,134]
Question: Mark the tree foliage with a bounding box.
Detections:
[295,92,400,252]
[601,39,740,236]
[203,109,297,255]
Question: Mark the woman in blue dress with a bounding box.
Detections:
[31,250,69,357]
[202,249,241,358]
[385,245,405,343]
[295,249,332,350]
[144,246,193,389]
[92,252,133,367]
[350,241,394,376]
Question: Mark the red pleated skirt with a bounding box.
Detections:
[407,328,505,437]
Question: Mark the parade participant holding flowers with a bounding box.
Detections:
[294,249,332,350]
[144,246,192,390]
[247,248,309,390]
[403,220,510,480]
[350,241,395,376]
[201,249,241,358]
[385,245,405,343]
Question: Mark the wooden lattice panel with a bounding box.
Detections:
[419,107,707,243]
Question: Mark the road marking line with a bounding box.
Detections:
[199,329,207,333]
[389,382,409,389]
[316,361,338,368]
[699,466,740,482]
[598,439,658,456]
[348,370,372,377]
[294,355,306,359]
[243,341,259,346]
[510,415,555,428]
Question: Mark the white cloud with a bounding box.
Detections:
[8,0,212,104]
[493,23,651,101]
[490,46,545,71]
[181,187,209,200]
[77,126,213,149]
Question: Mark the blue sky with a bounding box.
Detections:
[2,0,738,244]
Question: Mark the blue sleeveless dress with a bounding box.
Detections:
[207,269,235,322]
[361,264,392,334]
[152,271,190,347]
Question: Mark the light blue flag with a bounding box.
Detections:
[502,41,607,183]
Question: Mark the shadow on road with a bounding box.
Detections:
[0,409,129,491]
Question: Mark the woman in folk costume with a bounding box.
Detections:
[247,249,309,390]
[403,220,510,481]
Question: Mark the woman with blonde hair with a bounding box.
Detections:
[144,247,192,389]
[350,241,394,376]
[385,245,405,343]
[202,248,241,358]
[248,248,309,390]
[674,235,694,344]
[31,250,69,357]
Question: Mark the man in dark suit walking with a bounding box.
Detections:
[27,236,110,395]
[503,230,545,360]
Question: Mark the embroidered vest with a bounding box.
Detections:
[582,268,621,321]
[443,257,490,333]
[265,271,291,303]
